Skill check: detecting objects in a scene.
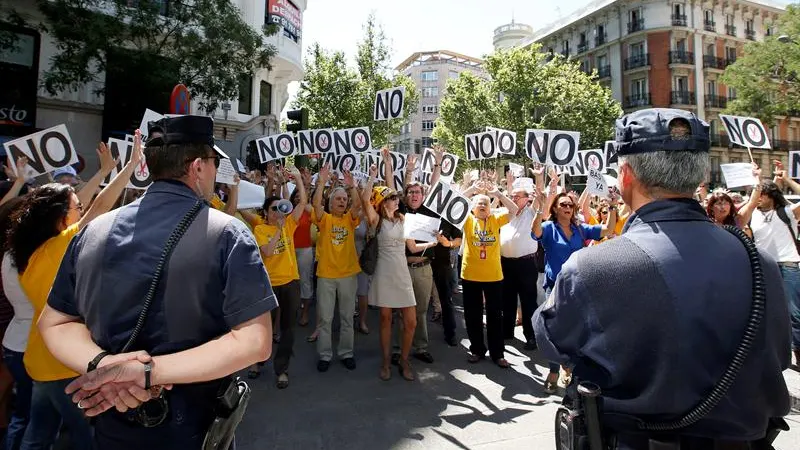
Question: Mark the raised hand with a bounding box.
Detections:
[529,163,545,177]
[369,164,378,179]
[342,169,355,188]
[318,164,331,182]
[129,130,144,167]
[380,146,391,160]
[752,162,762,179]
[433,146,444,164]
[407,154,418,171]
[97,142,116,175]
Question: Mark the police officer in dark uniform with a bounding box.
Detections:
[533,108,791,449]
[38,116,277,449]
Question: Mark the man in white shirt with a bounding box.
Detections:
[500,186,541,350]
[751,179,800,368]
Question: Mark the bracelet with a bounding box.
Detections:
[87,351,110,372]
[144,362,152,390]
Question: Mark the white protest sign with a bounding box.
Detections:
[296,128,335,156]
[421,148,459,182]
[486,127,517,156]
[423,181,471,229]
[237,180,266,209]
[216,157,237,185]
[604,140,619,169]
[403,213,441,243]
[508,162,524,177]
[512,177,534,192]
[138,109,164,138]
[235,158,247,173]
[334,127,372,155]
[719,115,771,149]
[465,131,498,161]
[720,163,758,188]
[365,151,407,181]
[374,86,406,121]
[524,129,581,167]
[321,152,361,176]
[569,149,606,176]
[587,169,608,197]
[255,132,296,163]
[791,152,800,179]
[4,124,79,178]
[103,138,152,190]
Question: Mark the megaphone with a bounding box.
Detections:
[275,199,294,215]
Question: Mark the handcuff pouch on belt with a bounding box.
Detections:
[553,225,786,450]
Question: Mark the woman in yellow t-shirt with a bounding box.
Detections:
[310,164,362,372]
[5,136,142,450]
[246,167,306,388]
[460,181,518,368]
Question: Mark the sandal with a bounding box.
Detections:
[306,330,319,343]
[247,369,260,379]
[379,366,391,381]
[494,358,511,369]
[398,359,415,381]
[544,374,559,394]
[467,353,485,364]
[276,373,289,389]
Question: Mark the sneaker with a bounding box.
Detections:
[413,351,434,364]
[317,360,330,372]
[445,337,458,347]
[342,357,356,370]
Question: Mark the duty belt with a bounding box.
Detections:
[408,259,431,269]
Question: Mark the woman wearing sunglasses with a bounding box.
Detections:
[248,166,307,388]
[531,189,618,393]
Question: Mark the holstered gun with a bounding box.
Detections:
[554,381,605,450]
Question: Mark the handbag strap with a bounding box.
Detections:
[121,200,205,353]
[774,206,798,242]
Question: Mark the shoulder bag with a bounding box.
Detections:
[359,219,382,276]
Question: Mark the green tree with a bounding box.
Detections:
[4,0,278,112]
[433,45,622,171]
[292,13,418,147]
[721,4,800,126]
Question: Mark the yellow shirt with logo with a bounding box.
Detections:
[314,212,361,279]
[253,215,300,287]
[21,224,80,382]
[461,212,510,283]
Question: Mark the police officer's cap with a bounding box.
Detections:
[146,115,216,149]
[615,108,710,156]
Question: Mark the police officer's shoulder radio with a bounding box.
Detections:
[555,225,788,450]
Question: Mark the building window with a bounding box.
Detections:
[449,70,459,79]
[725,14,736,36]
[561,39,570,56]
[630,41,645,56]
[707,80,717,95]
[595,24,607,46]
[259,81,272,116]
[238,74,252,115]
[728,86,737,99]
[672,3,687,26]
[628,8,644,33]
[578,32,588,52]
[729,156,742,163]
[421,120,435,131]
[421,105,439,114]
[704,10,715,31]
[421,70,438,81]
[705,43,715,56]
[675,38,687,52]
[673,76,689,92]
[631,78,647,97]
[422,87,438,98]
[421,137,434,148]
[725,47,737,64]
[400,123,410,134]
[745,19,755,40]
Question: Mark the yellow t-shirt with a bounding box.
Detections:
[210,194,261,230]
[314,212,361,279]
[461,212,510,282]
[253,215,300,287]
[21,224,80,382]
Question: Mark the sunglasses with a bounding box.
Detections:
[187,155,221,168]
[558,203,575,209]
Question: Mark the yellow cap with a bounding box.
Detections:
[370,186,397,208]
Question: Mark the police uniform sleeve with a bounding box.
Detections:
[220,219,278,328]
[532,257,591,365]
[47,230,83,317]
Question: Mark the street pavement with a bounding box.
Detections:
[236,291,800,450]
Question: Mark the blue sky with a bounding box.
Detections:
[285,0,792,114]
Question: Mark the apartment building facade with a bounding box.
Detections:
[520,0,796,186]
[0,0,306,170]
[393,50,488,154]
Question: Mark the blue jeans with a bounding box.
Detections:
[780,266,800,348]
[2,348,32,450]
[19,378,93,450]
[544,286,560,375]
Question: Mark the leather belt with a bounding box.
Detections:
[778,261,800,269]
[408,259,431,269]
[504,253,536,260]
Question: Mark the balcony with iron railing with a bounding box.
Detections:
[703,55,727,70]
[672,14,687,27]
[624,53,650,70]
[597,65,611,78]
[595,33,607,47]
[710,134,731,148]
[773,140,790,150]
[704,20,716,32]
[628,18,645,34]
[705,95,728,109]
[669,51,694,65]
[726,56,737,66]
[624,93,651,108]
[670,91,696,105]
[561,49,570,57]
[577,42,588,53]
[745,29,756,40]
[725,24,737,36]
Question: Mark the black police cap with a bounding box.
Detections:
[615,108,710,156]
[145,115,215,149]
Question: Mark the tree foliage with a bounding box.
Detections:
[721,4,800,126]
[433,45,623,170]
[292,13,418,147]
[5,0,278,112]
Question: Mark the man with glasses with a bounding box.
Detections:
[38,115,277,449]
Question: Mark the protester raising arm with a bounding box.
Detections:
[737,165,762,225]
[487,183,519,216]
[287,166,307,224]
[0,157,29,206]
[598,192,619,238]
[403,153,416,189]
[428,146,444,190]
[76,142,117,210]
[344,170,362,220]
[312,164,331,220]
[224,175,240,216]
[531,190,546,238]
[382,146,396,192]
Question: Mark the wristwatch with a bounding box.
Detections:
[87,351,110,373]
[144,362,152,390]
